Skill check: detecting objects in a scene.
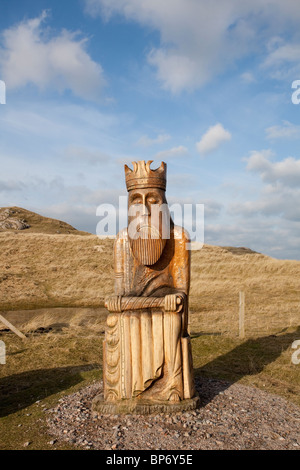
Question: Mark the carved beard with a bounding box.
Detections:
[129,224,166,266]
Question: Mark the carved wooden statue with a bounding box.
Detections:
[93,161,199,413]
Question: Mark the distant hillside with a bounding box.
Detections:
[0,207,90,235]
[0,227,299,336]
[220,246,260,256]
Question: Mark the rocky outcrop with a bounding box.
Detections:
[0,208,30,231]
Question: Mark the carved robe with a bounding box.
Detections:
[103,225,195,402]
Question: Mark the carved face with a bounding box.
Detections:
[127,188,169,266]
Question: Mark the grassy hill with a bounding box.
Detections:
[0,232,112,311]
[0,212,299,336]
[0,207,90,235]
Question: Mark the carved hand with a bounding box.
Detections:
[164,294,182,312]
[104,295,122,313]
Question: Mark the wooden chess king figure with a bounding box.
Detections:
[92,161,199,413]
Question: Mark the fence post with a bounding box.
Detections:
[239,291,245,339]
[0,313,27,340]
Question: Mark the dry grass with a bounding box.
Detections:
[0,209,299,450]
[1,232,299,337]
[189,244,300,336]
[0,233,113,311]
[0,326,103,450]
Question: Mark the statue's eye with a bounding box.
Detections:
[147,197,157,204]
[132,197,142,204]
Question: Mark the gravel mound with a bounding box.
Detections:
[47,378,300,450]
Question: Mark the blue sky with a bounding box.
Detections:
[0,0,300,259]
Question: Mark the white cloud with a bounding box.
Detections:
[264,43,300,67]
[227,149,300,256]
[222,147,300,258]
[64,145,110,165]
[155,145,188,160]
[136,133,171,147]
[205,218,300,260]
[231,186,300,221]
[240,72,256,83]
[0,11,105,101]
[263,41,300,80]
[0,101,119,148]
[45,201,98,233]
[246,149,300,187]
[147,49,201,94]
[199,199,223,219]
[0,180,24,192]
[266,121,300,140]
[85,0,300,93]
[196,123,231,155]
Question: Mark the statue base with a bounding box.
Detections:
[92,394,200,415]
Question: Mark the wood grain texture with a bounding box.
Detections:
[97,161,197,411]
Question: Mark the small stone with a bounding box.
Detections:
[49,440,56,445]
[23,442,31,447]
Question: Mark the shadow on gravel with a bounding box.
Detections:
[0,363,100,417]
[194,326,300,406]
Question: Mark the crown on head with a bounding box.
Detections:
[125,160,167,191]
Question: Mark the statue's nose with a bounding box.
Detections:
[142,205,149,216]
[141,195,149,215]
